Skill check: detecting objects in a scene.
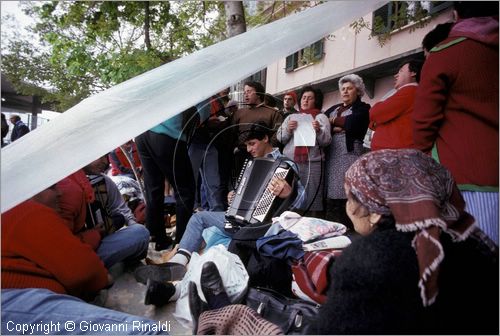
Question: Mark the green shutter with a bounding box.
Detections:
[373,4,390,34]
[285,53,297,72]
[312,40,324,61]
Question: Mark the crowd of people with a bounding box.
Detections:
[1,2,498,335]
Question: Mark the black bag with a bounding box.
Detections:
[245,287,320,335]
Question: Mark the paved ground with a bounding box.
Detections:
[99,243,191,335]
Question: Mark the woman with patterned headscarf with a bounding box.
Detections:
[315,149,498,334]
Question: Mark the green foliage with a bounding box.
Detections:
[1,1,227,111]
[246,1,320,28]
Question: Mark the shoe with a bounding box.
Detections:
[134,263,186,285]
[144,279,176,307]
[188,281,208,334]
[200,261,231,310]
[155,236,173,251]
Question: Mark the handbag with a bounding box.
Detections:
[245,286,320,335]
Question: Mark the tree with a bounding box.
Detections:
[1,1,227,111]
[224,1,246,37]
[2,1,322,111]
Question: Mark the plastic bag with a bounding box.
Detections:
[173,245,249,328]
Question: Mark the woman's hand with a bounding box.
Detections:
[329,115,343,133]
[268,177,292,199]
[312,120,320,132]
[288,120,298,132]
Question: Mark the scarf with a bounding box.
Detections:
[210,95,225,117]
[344,149,475,306]
[293,108,320,163]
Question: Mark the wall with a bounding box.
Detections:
[266,8,454,105]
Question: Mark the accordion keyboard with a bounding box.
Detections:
[252,167,290,222]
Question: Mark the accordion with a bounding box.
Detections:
[224,157,296,231]
[85,174,124,236]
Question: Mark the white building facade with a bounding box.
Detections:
[265,2,454,108]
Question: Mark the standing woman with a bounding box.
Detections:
[324,74,370,229]
[277,86,331,217]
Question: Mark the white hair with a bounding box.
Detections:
[338,74,366,98]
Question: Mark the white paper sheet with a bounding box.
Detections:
[1,1,386,213]
[291,114,315,146]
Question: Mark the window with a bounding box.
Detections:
[428,1,453,14]
[372,1,451,35]
[249,69,264,84]
[285,40,323,73]
[373,2,410,34]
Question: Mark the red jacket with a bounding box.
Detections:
[1,200,108,299]
[370,84,417,151]
[109,144,142,176]
[57,170,102,250]
[413,17,499,187]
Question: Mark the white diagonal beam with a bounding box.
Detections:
[1,1,386,213]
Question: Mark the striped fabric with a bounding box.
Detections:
[462,191,499,245]
[291,250,343,304]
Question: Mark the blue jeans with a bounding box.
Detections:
[1,289,168,335]
[179,211,230,253]
[189,143,225,211]
[97,224,149,269]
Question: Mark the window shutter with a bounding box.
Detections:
[429,1,452,14]
[285,53,297,73]
[312,40,324,61]
[373,4,390,34]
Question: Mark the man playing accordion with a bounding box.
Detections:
[135,121,306,306]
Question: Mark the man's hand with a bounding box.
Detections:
[227,190,235,205]
[95,223,108,238]
[206,116,222,128]
[268,177,292,199]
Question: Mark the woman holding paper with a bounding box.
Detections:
[277,85,331,216]
[324,74,370,229]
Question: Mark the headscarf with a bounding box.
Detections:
[344,149,475,306]
[293,108,320,163]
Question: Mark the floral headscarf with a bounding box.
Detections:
[344,149,475,306]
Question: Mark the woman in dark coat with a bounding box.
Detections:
[315,149,498,334]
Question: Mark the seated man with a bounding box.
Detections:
[1,186,165,334]
[57,156,150,269]
[135,121,306,305]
